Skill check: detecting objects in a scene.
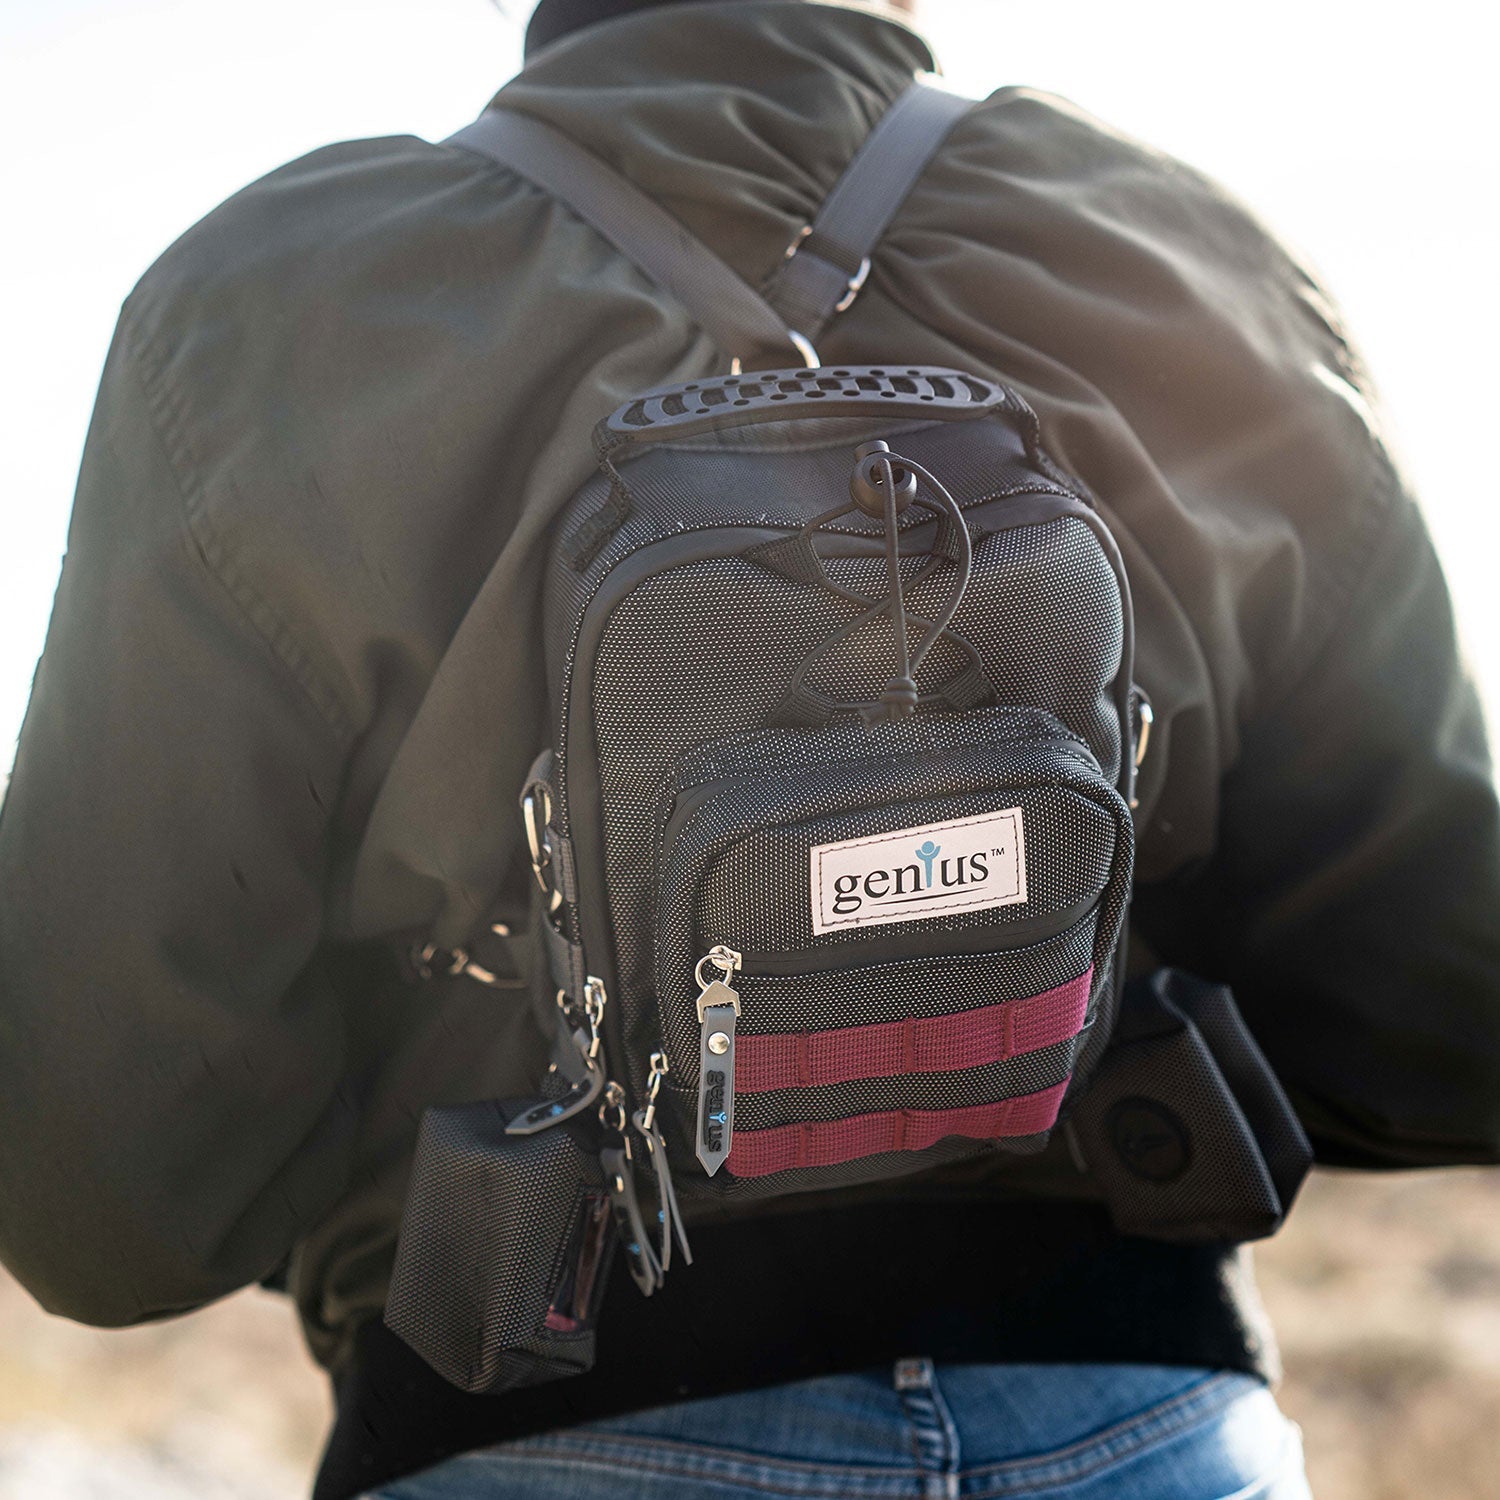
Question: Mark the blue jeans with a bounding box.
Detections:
[361,1361,1311,1499]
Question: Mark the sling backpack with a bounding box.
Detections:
[385,81,1310,1395]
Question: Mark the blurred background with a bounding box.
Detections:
[1,1,1497,1496]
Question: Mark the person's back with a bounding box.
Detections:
[3,2,1497,1496]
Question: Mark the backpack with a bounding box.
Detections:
[385,83,1310,1396]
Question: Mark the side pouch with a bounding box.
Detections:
[1070,968,1312,1244]
[384,1100,615,1394]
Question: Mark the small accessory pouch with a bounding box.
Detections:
[1070,967,1313,1243]
[653,704,1134,1196]
[384,1099,615,1394]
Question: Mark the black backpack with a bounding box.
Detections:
[386,85,1309,1396]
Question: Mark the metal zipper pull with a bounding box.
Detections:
[694,945,742,1177]
[506,978,608,1137]
[633,1052,693,1272]
[599,1082,663,1296]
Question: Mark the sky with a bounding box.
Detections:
[2,0,1497,764]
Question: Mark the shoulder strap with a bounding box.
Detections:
[444,79,972,368]
[445,109,810,369]
[763,81,973,345]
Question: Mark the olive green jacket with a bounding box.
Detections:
[3,0,1496,1373]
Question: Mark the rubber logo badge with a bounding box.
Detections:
[809,808,1027,934]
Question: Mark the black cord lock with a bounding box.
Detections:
[850,440,918,518]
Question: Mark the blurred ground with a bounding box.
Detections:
[2,1168,1498,1498]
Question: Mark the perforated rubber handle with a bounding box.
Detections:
[595,366,1010,453]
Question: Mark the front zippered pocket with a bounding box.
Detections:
[653,706,1134,1193]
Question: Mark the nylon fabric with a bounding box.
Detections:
[445,110,803,367]
[724,922,1097,1038]
[726,1084,1072,1178]
[763,81,974,342]
[734,968,1093,1093]
[385,1102,605,1394]
[542,393,1134,1199]
[718,1034,1081,1135]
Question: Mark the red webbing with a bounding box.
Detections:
[725,1082,1070,1178]
[736,968,1092,1094]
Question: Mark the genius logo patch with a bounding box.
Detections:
[809,809,1027,934]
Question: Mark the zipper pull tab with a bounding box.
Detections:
[694,946,741,1177]
[506,978,609,1137]
[633,1052,693,1272]
[599,1082,663,1296]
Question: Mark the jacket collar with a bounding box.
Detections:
[492,1,938,286]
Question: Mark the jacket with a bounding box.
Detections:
[3,0,1498,1439]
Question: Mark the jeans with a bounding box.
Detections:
[361,1361,1311,1499]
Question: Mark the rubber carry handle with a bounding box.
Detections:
[595,366,1010,454]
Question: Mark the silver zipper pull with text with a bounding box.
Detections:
[694,945,742,1177]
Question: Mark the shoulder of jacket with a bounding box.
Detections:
[113,132,547,746]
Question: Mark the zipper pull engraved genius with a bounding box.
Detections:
[694,945,742,1176]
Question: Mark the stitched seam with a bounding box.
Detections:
[502,1431,920,1484]
[468,1453,912,1497]
[507,1416,912,1476]
[118,301,355,744]
[960,1371,1243,1487]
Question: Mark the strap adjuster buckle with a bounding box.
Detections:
[834,257,871,314]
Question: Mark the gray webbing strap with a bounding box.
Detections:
[446,109,811,368]
[763,80,974,345]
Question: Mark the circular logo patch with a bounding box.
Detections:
[1106,1097,1192,1183]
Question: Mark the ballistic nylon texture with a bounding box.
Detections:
[734,969,1092,1092]
[715,1033,1080,1133]
[653,728,1131,1081]
[698,784,1114,952]
[385,1103,602,1394]
[671,1130,1052,1204]
[544,414,1104,817]
[723,923,1096,1038]
[726,1085,1072,1178]
[540,397,1132,1203]
[1069,973,1312,1242]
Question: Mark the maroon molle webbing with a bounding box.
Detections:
[735,969,1092,1094]
[725,1081,1070,1178]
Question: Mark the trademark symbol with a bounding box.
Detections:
[991,847,1006,857]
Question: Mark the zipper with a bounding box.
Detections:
[660,729,1092,854]
[692,945,742,1176]
[557,498,1109,1107]
[730,894,1103,978]
[672,897,1101,1102]
[558,525,788,1114]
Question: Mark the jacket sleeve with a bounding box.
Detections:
[1141,480,1500,1168]
[0,307,361,1324]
